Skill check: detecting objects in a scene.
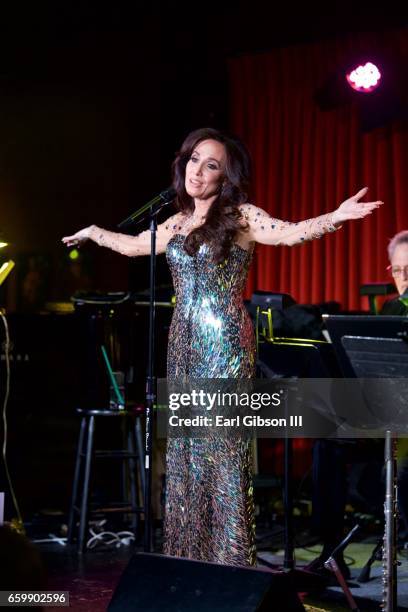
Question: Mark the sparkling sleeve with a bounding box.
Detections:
[88,212,185,257]
[240,204,340,247]
[89,225,149,256]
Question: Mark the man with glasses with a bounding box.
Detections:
[380,230,408,548]
[307,230,408,580]
[382,230,408,315]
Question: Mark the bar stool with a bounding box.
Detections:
[67,406,145,553]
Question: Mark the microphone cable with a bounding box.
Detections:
[1,310,24,531]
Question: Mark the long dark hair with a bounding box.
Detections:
[172,127,251,263]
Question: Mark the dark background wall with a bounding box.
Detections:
[0,1,406,305]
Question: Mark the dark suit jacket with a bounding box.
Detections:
[381,296,408,316]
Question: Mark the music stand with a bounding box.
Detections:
[257,329,339,590]
[323,315,408,378]
[334,330,408,612]
[359,283,396,315]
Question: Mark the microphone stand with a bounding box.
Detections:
[118,188,175,552]
[324,525,361,612]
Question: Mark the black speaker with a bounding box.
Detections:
[108,553,305,611]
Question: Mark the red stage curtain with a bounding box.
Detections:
[229,30,408,310]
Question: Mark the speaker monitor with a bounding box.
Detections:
[108,553,305,611]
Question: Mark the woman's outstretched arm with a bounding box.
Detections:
[62,212,185,256]
[241,188,382,247]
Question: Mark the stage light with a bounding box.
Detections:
[0,242,8,249]
[69,248,80,261]
[316,51,405,131]
[0,260,15,286]
[346,62,381,93]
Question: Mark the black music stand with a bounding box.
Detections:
[359,283,396,315]
[323,315,408,378]
[256,327,339,590]
[334,331,408,612]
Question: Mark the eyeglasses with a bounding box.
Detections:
[387,265,408,277]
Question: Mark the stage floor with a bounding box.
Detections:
[33,538,408,611]
[260,543,408,611]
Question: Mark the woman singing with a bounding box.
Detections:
[62,127,382,566]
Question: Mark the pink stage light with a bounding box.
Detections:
[346,62,381,93]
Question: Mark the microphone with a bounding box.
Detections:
[326,524,360,561]
[118,187,176,230]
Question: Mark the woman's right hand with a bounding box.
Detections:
[61,225,94,248]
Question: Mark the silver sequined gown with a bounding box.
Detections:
[164,234,257,566]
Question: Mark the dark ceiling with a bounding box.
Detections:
[0,1,407,297]
[0,3,405,91]
[0,2,405,176]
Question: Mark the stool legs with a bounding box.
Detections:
[67,416,87,544]
[68,412,144,553]
[78,415,95,554]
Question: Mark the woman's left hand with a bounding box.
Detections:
[332,187,383,225]
[61,226,94,247]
